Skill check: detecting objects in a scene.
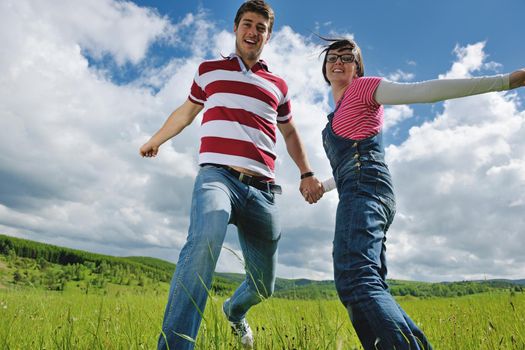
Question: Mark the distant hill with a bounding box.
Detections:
[0,234,173,282]
[470,278,525,286]
[1,234,523,298]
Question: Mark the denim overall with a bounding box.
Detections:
[322,112,432,350]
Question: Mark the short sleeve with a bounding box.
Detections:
[188,66,206,105]
[276,95,292,124]
[353,77,382,106]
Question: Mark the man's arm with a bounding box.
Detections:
[140,99,203,157]
[277,120,323,204]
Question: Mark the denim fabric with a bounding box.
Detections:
[158,165,280,350]
[322,112,432,350]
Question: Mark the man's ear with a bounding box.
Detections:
[266,32,271,43]
[233,23,238,33]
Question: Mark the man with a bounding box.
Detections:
[140,1,323,349]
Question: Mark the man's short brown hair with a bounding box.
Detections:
[234,0,275,33]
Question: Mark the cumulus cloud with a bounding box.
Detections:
[386,69,415,82]
[2,0,173,66]
[0,0,199,258]
[386,42,525,281]
[383,105,414,131]
[439,42,502,80]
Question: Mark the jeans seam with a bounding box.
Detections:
[165,238,193,323]
[165,176,202,324]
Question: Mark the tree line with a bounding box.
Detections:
[1,234,176,292]
[1,234,522,298]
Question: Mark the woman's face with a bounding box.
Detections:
[325,46,358,85]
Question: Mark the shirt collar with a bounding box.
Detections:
[226,53,270,72]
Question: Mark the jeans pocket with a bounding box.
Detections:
[358,167,378,195]
[260,189,275,203]
[375,170,395,201]
[358,166,396,207]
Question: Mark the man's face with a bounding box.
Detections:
[234,11,271,64]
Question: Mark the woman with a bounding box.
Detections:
[314,38,525,350]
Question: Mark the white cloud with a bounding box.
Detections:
[439,42,502,80]
[3,0,173,66]
[0,0,198,256]
[386,41,525,281]
[383,105,414,131]
[386,69,415,82]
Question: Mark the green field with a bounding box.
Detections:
[1,287,524,349]
[1,234,524,349]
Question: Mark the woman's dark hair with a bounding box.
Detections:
[234,0,275,33]
[321,37,365,85]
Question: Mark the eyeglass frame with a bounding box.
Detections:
[326,53,356,64]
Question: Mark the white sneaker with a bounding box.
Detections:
[223,299,254,349]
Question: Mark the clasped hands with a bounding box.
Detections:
[299,176,324,204]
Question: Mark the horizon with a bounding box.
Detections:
[2,233,524,285]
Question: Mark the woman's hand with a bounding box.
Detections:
[509,69,525,89]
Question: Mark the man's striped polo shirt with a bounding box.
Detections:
[189,53,292,179]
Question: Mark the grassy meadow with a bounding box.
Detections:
[1,286,524,349]
[1,235,524,349]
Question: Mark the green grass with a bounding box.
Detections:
[401,293,525,349]
[2,235,524,349]
[1,287,524,349]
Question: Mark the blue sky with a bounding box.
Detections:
[101,0,525,146]
[1,0,524,282]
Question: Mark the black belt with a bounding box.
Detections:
[202,164,282,195]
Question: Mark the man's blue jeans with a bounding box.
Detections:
[158,165,280,350]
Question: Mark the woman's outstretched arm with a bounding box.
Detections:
[374,71,521,105]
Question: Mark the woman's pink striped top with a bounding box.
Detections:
[332,77,383,140]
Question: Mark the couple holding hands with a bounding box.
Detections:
[140,1,525,349]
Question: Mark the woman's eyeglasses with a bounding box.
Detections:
[326,54,356,64]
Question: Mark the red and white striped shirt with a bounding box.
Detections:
[332,77,383,140]
[189,54,292,179]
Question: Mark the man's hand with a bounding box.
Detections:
[139,141,159,157]
[139,99,203,159]
[300,176,324,204]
